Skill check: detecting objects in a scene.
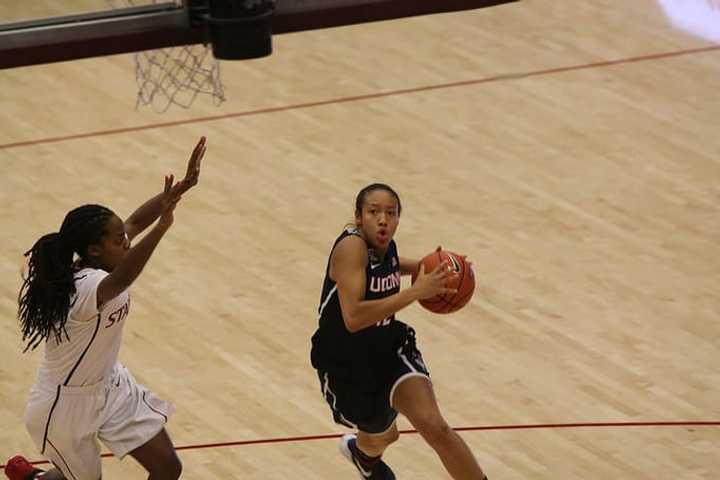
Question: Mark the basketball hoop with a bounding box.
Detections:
[104,0,223,112]
[108,0,273,112]
[133,42,225,112]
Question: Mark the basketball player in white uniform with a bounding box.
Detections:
[4,137,206,480]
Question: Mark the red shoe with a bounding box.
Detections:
[4,456,42,480]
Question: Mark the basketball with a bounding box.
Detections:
[411,250,475,314]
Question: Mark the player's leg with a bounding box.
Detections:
[318,370,399,479]
[100,364,179,480]
[128,429,181,480]
[21,384,104,480]
[356,422,399,457]
[339,424,399,480]
[392,376,487,480]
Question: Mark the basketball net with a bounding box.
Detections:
[108,1,225,112]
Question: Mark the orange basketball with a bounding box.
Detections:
[411,250,475,314]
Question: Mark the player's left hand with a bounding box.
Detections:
[178,136,206,194]
[436,245,472,269]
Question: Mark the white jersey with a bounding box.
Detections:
[34,267,130,389]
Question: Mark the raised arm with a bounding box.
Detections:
[125,136,206,240]
[333,237,453,333]
[96,175,184,307]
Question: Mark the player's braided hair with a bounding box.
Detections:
[355,183,402,217]
[18,204,114,351]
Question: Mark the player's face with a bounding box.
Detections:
[91,215,130,272]
[356,189,400,253]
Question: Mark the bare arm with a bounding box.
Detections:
[124,191,171,241]
[97,175,183,307]
[125,136,206,240]
[332,236,453,333]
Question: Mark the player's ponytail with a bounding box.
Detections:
[18,204,113,351]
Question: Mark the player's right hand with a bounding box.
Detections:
[412,261,457,300]
[157,174,184,230]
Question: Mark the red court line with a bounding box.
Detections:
[1,44,718,151]
[4,421,718,468]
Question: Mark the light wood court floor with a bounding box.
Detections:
[1,0,718,478]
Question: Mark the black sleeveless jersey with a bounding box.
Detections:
[310,227,409,386]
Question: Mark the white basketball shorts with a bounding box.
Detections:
[24,363,174,480]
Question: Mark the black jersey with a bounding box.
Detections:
[310,227,409,386]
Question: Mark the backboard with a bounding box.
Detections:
[0,0,518,69]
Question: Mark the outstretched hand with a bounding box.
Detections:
[157,174,185,229]
[177,136,206,194]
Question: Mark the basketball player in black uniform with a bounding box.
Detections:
[311,184,488,479]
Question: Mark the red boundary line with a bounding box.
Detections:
[1,44,718,151]
[4,421,718,468]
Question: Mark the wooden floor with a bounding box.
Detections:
[1,1,719,478]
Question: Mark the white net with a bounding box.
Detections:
[134,43,225,112]
[109,0,225,112]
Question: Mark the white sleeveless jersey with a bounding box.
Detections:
[34,267,130,389]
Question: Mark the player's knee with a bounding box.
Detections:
[382,426,400,445]
[361,428,398,451]
[416,415,453,446]
[149,450,182,479]
[165,453,182,480]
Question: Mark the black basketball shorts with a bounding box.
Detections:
[317,326,430,434]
